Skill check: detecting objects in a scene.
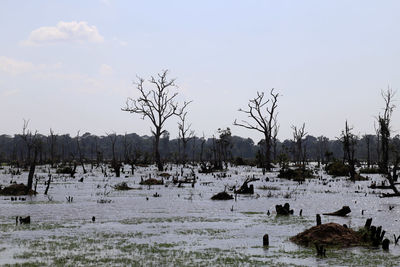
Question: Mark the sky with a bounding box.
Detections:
[1,0,400,143]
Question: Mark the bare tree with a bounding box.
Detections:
[178,104,194,165]
[48,128,57,167]
[272,118,280,162]
[20,120,41,192]
[122,70,189,171]
[234,89,279,170]
[339,121,358,181]
[76,131,86,174]
[364,134,372,168]
[291,123,307,166]
[199,133,206,163]
[377,88,400,196]
[107,132,121,177]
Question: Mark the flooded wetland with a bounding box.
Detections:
[1,164,399,266]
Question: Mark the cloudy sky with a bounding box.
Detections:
[1,0,400,142]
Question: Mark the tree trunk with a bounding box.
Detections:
[264,134,271,171]
[27,150,38,191]
[154,133,163,171]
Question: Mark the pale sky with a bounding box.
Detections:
[1,0,400,142]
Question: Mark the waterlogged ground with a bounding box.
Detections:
[0,164,400,266]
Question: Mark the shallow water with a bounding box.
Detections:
[0,164,399,266]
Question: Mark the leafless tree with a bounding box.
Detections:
[47,128,57,167]
[377,88,400,196]
[76,131,86,174]
[363,134,372,168]
[106,132,121,177]
[374,122,381,164]
[272,118,280,162]
[122,70,189,171]
[234,89,279,170]
[339,121,357,181]
[199,133,206,163]
[316,136,329,166]
[20,120,41,191]
[178,104,194,165]
[291,123,307,166]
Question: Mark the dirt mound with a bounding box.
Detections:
[290,223,362,247]
[0,183,36,196]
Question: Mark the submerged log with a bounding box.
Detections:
[323,206,351,217]
[139,178,163,185]
[211,191,233,200]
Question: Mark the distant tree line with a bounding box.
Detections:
[0,130,389,167]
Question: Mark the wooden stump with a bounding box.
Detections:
[263,234,269,247]
[364,218,372,230]
[316,214,321,226]
[382,238,390,250]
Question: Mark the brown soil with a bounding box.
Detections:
[0,183,36,196]
[290,223,362,247]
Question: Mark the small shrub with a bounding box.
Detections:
[56,166,73,174]
[325,161,349,177]
[113,182,133,190]
[278,168,314,180]
[359,167,380,174]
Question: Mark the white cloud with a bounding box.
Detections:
[99,64,113,76]
[0,56,34,75]
[23,21,104,46]
[0,56,62,75]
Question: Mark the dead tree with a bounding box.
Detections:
[107,132,121,177]
[199,134,206,163]
[76,131,86,174]
[217,128,232,168]
[375,123,381,165]
[364,134,371,168]
[339,121,358,181]
[291,123,307,167]
[47,128,57,167]
[20,120,41,192]
[177,104,194,165]
[317,136,329,166]
[191,134,197,164]
[377,88,400,196]
[272,119,280,162]
[122,70,189,171]
[234,89,279,170]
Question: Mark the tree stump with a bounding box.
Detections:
[382,238,390,250]
[316,214,321,226]
[364,218,372,230]
[263,234,269,247]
